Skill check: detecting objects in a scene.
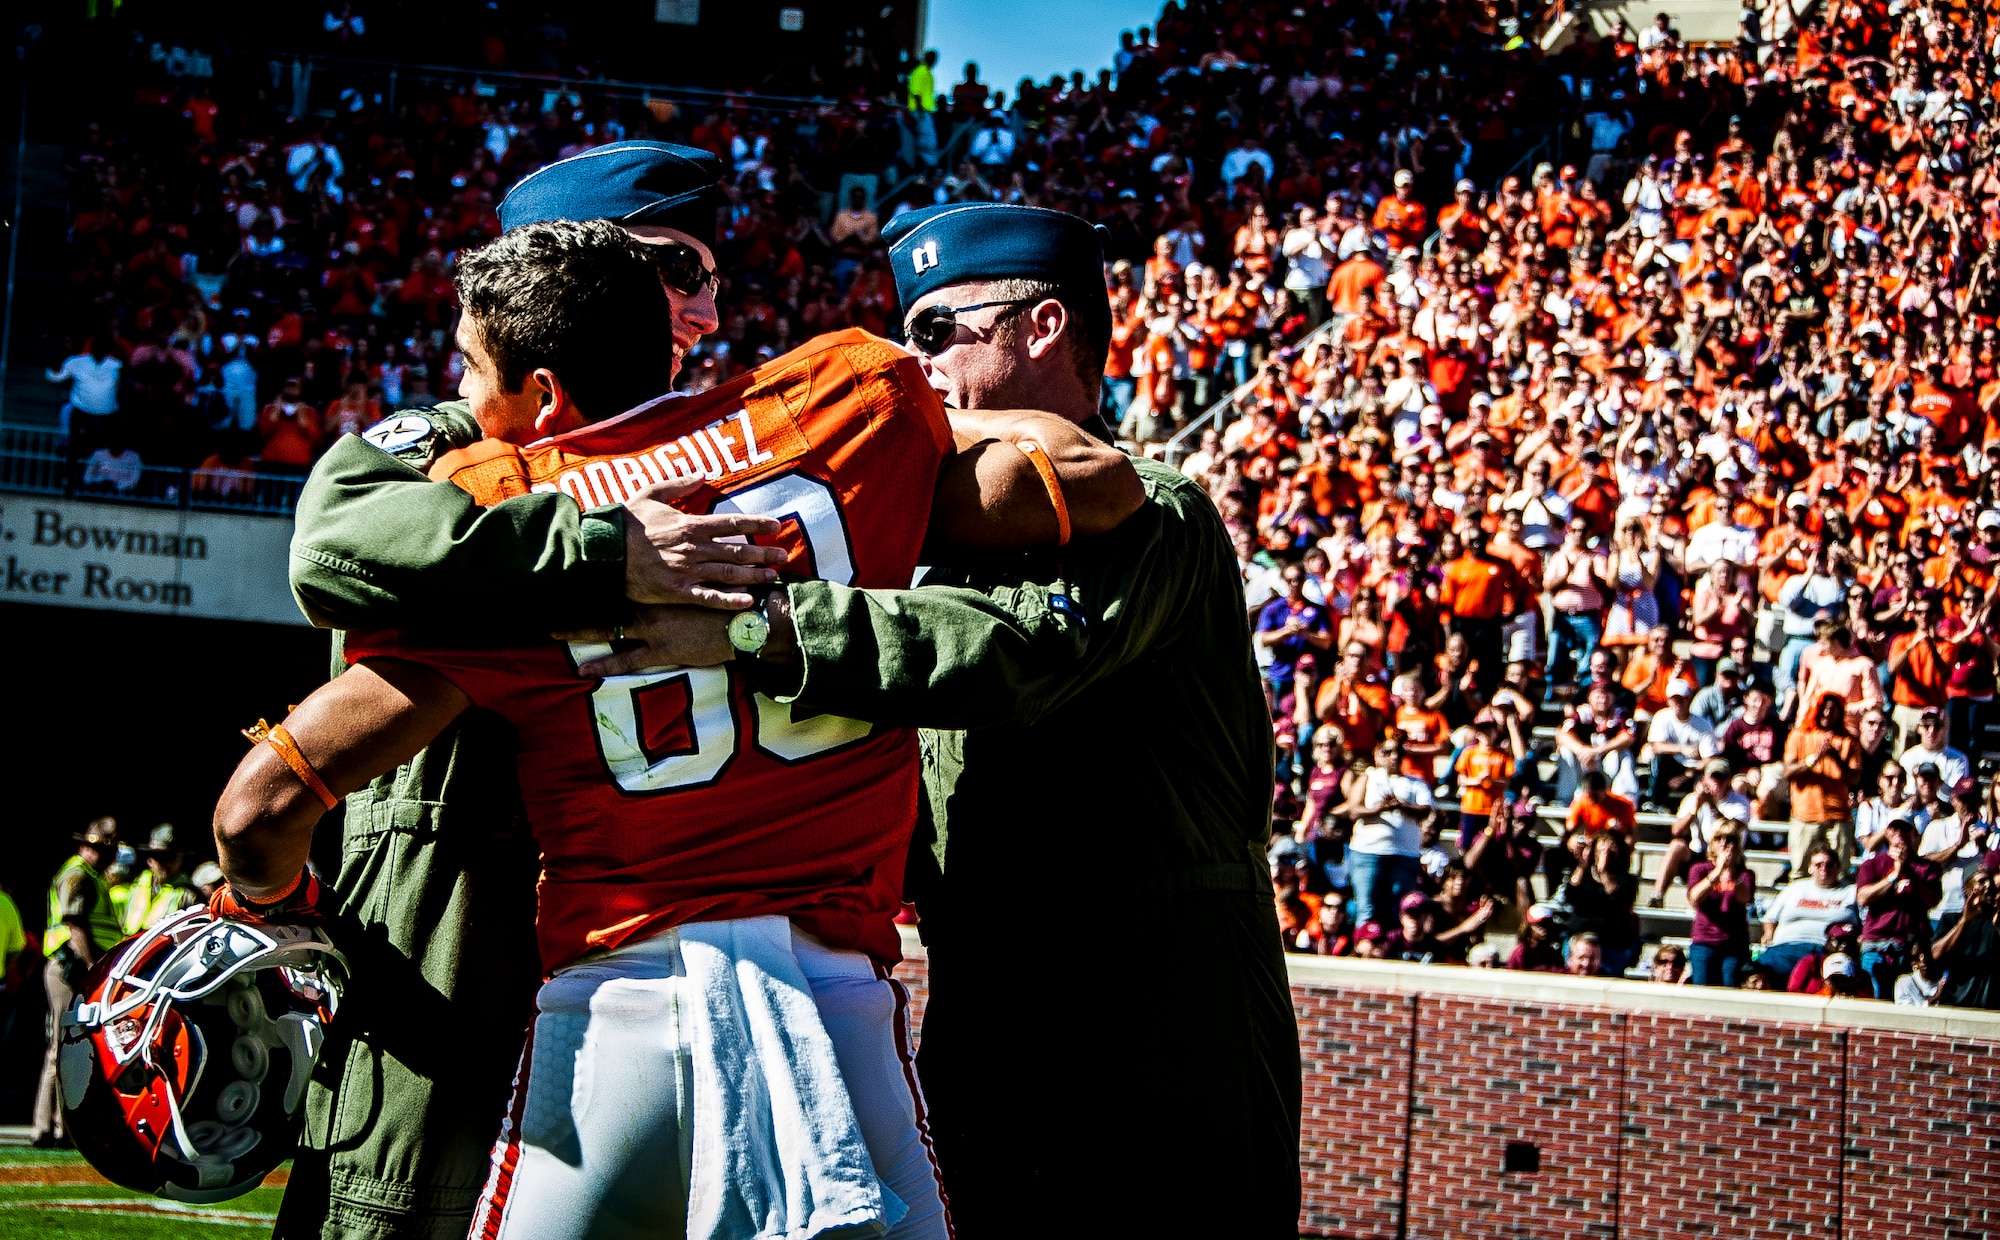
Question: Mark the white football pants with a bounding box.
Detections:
[471,918,949,1240]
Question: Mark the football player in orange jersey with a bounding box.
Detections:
[556,201,1301,1239]
[216,212,1141,1238]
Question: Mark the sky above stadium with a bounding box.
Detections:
[923,0,1159,100]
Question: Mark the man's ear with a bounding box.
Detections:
[528,368,581,436]
[1022,297,1069,362]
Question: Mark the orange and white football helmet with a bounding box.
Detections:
[57,906,346,1202]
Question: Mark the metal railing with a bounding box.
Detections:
[270,50,848,119]
[0,427,305,516]
[868,118,980,216]
[1155,313,1348,469]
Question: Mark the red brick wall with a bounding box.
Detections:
[1408,996,1623,1239]
[1842,1028,2000,1239]
[1620,1014,1844,1239]
[892,939,2000,1238]
[1296,985,1412,1239]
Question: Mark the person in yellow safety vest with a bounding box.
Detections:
[0,880,26,1060]
[123,824,197,934]
[104,850,135,934]
[31,817,123,1149]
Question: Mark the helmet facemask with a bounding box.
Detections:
[59,908,346,1203]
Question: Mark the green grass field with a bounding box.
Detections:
[0,1146,284,1239]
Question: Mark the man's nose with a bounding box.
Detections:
[681,288,721,337]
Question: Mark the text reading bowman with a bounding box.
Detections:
[32,509,209,560]
[21,508,202,607]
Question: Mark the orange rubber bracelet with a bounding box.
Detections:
[253,868,305,905]
[243,719,340,810]
[1015,440,1071,547]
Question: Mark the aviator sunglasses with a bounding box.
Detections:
[651,242,721,298]
[904,298,1037,356]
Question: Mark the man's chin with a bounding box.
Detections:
[926,375,963,408]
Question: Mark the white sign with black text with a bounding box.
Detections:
[0,494,306,626]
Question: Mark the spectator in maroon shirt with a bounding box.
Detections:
[1506,905,1567,973]
[1687,823,1757,987]
[1784,921,1863,994]
[1397,893,1447,963]
[1351,919,1399,959]
[1719,683,1785,794]
[1298,728,1353,838]
[1855,818,1944,1000]
[1463,792,1543,914]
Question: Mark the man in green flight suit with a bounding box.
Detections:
[293,198,1299,1236]
[569,203,1303,1237]
[32,817,124,1148]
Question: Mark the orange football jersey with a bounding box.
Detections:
[348,329,951,970]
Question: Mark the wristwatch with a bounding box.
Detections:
[728,587,775,656]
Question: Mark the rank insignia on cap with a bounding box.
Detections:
[912,239,940,275]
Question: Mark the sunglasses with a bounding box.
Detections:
[652,242,720,298]
[904,299,1037,356]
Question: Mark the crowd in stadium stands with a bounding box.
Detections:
[28,0,2000,1007]
[1206,0,2000,1007]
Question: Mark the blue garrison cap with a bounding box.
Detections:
[498,141,722,246]
[881,203,1111,361]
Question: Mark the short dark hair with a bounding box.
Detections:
[986,276,1109,402]
[455,219,678,419]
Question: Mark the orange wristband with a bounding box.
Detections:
[252,868,305,905]
[1015,440,1071,547]
[243,719,340,810]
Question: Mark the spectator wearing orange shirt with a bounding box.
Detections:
[1566,768,1638,845]
[191,434,259,503]
[1782,692,1863,873]
[1452,719,1516,848]
[1372,170,1430,255]
[1325,247,1385,317]
[1435,180,1485,251]
[321,379,382,446]
[1317,642,1392,758]
[256,377,321,473]
[1438,526,1516,693]
[1885,593,1954,747]
[1391,673,1452,783]
[1910,357,1974,451]
[1793,623,1884,731]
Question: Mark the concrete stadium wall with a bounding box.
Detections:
[890,927,2000,1239]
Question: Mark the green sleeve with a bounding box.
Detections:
[289,404,628,632]
[781,461,1208,729]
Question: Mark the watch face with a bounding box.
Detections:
[729,607,771,652]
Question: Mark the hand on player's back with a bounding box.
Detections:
[623,479,789,607]
[558,604,737,676]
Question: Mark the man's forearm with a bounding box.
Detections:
[766,577,1094,730]
[291,435,627,632]
[213,659,470,896]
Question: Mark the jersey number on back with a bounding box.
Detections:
[572,473,871,792]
